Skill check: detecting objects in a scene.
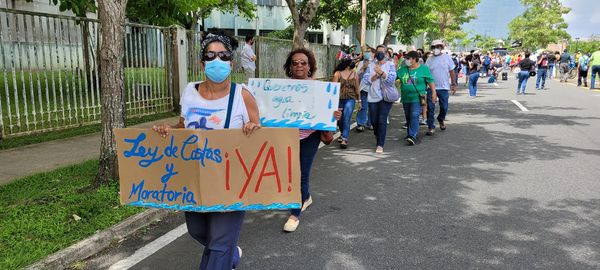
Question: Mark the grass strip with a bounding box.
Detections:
[0,159,144,270]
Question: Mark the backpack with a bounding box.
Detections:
[484,56,491,65]
[580,56,589,71]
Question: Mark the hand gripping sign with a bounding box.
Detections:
[115,128,301,212]
[248,78,341,131]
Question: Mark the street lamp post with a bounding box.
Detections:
[575,37,580,52]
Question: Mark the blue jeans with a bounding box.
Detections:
[356,91,370,127]
[185,211,245,270]
[337,99,356,141]
[517,71,530,94]
[548,64,555,79]
[468,73,479,96]
[536,68,547,89]
[368,101,393,147]
[591,65,600,89]
[290,131,320,217]
[482,65,489,76]
[403,102,422,139]
[426,89,450,129]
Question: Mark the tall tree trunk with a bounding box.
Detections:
[81,21,93,91]
[383,10,396,46]
[293,24,307,49]
[95,0,128,187]
[285,0,320,49]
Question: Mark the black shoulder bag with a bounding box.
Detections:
[406,66,427,106]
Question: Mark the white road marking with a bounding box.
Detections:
[511,100,529,112]
[109,122,358,269]
[109,224,187,270]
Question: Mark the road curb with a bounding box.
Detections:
[25,208,170,270]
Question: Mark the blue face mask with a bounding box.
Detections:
[364,53,372,61]
[205,59,231,83]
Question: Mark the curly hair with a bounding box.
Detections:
[283,48,317,78]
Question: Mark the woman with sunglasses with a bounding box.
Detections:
[282,48,342,232]
[152,33,260,270]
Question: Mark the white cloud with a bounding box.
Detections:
[561,0,600,37]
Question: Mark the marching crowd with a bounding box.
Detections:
[150,32,600,269]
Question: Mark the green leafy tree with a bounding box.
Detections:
[267,26,294,40]
[285,0,320,49]
[126,0,255,30]
[508,0,571,50]
[312,0,431,46]
[425,0,479,43]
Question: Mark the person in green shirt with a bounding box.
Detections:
[590,46,600,89]
[397,51,437,145]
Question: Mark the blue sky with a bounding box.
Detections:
[562,0,600,38]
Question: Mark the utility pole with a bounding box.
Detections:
[255,0,260,36]
[361,0,366,53]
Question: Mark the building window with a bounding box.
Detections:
[257,0,282,6]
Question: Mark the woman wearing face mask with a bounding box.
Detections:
[362,45,398,153]
[283,48,342,232]
[397,51,436,145]
[152,33,260,270]
[333,58,361,148]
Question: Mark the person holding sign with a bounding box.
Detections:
[397,51,437,146]
[282,48,342,232]
[332,59,360,149]
[152,33,260,270]
[362,45,398,153]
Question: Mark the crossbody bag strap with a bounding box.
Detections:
[407,66,421,95]
[224,82,236,129]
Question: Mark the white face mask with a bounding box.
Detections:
[405,59,413,66]
[433,48,442,56]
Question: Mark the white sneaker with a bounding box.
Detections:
[301,196,313,212]
[376,146,384,153]
[283,217,300,232]
[237,246,242,258]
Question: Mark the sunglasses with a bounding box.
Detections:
[292,60,308,67]
[203,51,233,61]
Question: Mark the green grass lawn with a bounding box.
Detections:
[0,160,145,270]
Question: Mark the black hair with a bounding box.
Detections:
[524,52,531,58]
[334,59,353,72]
[245,36,254,43]
[201,31,239,61]
[283,48,318,78]
[405,51,420,59]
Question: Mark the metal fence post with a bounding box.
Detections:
[169,26,188,114]
[255,36,260,78]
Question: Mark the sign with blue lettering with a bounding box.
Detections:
[248,78,341,131]
[115,128,301,212]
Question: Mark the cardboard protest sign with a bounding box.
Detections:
[115,128,301,212]
[248,78,340,131]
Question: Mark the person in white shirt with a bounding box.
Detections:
[241,36,256,82]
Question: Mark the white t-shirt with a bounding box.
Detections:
[241,43,256,71]
[425,54,455,90]
[180,82,250,130]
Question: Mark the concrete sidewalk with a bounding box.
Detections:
[0,117,179,185]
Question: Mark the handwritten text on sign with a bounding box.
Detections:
[248,78,340,131]
[115,128,301,212]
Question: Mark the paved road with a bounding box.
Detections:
[87,77,600,269]
[0,117,178,185]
